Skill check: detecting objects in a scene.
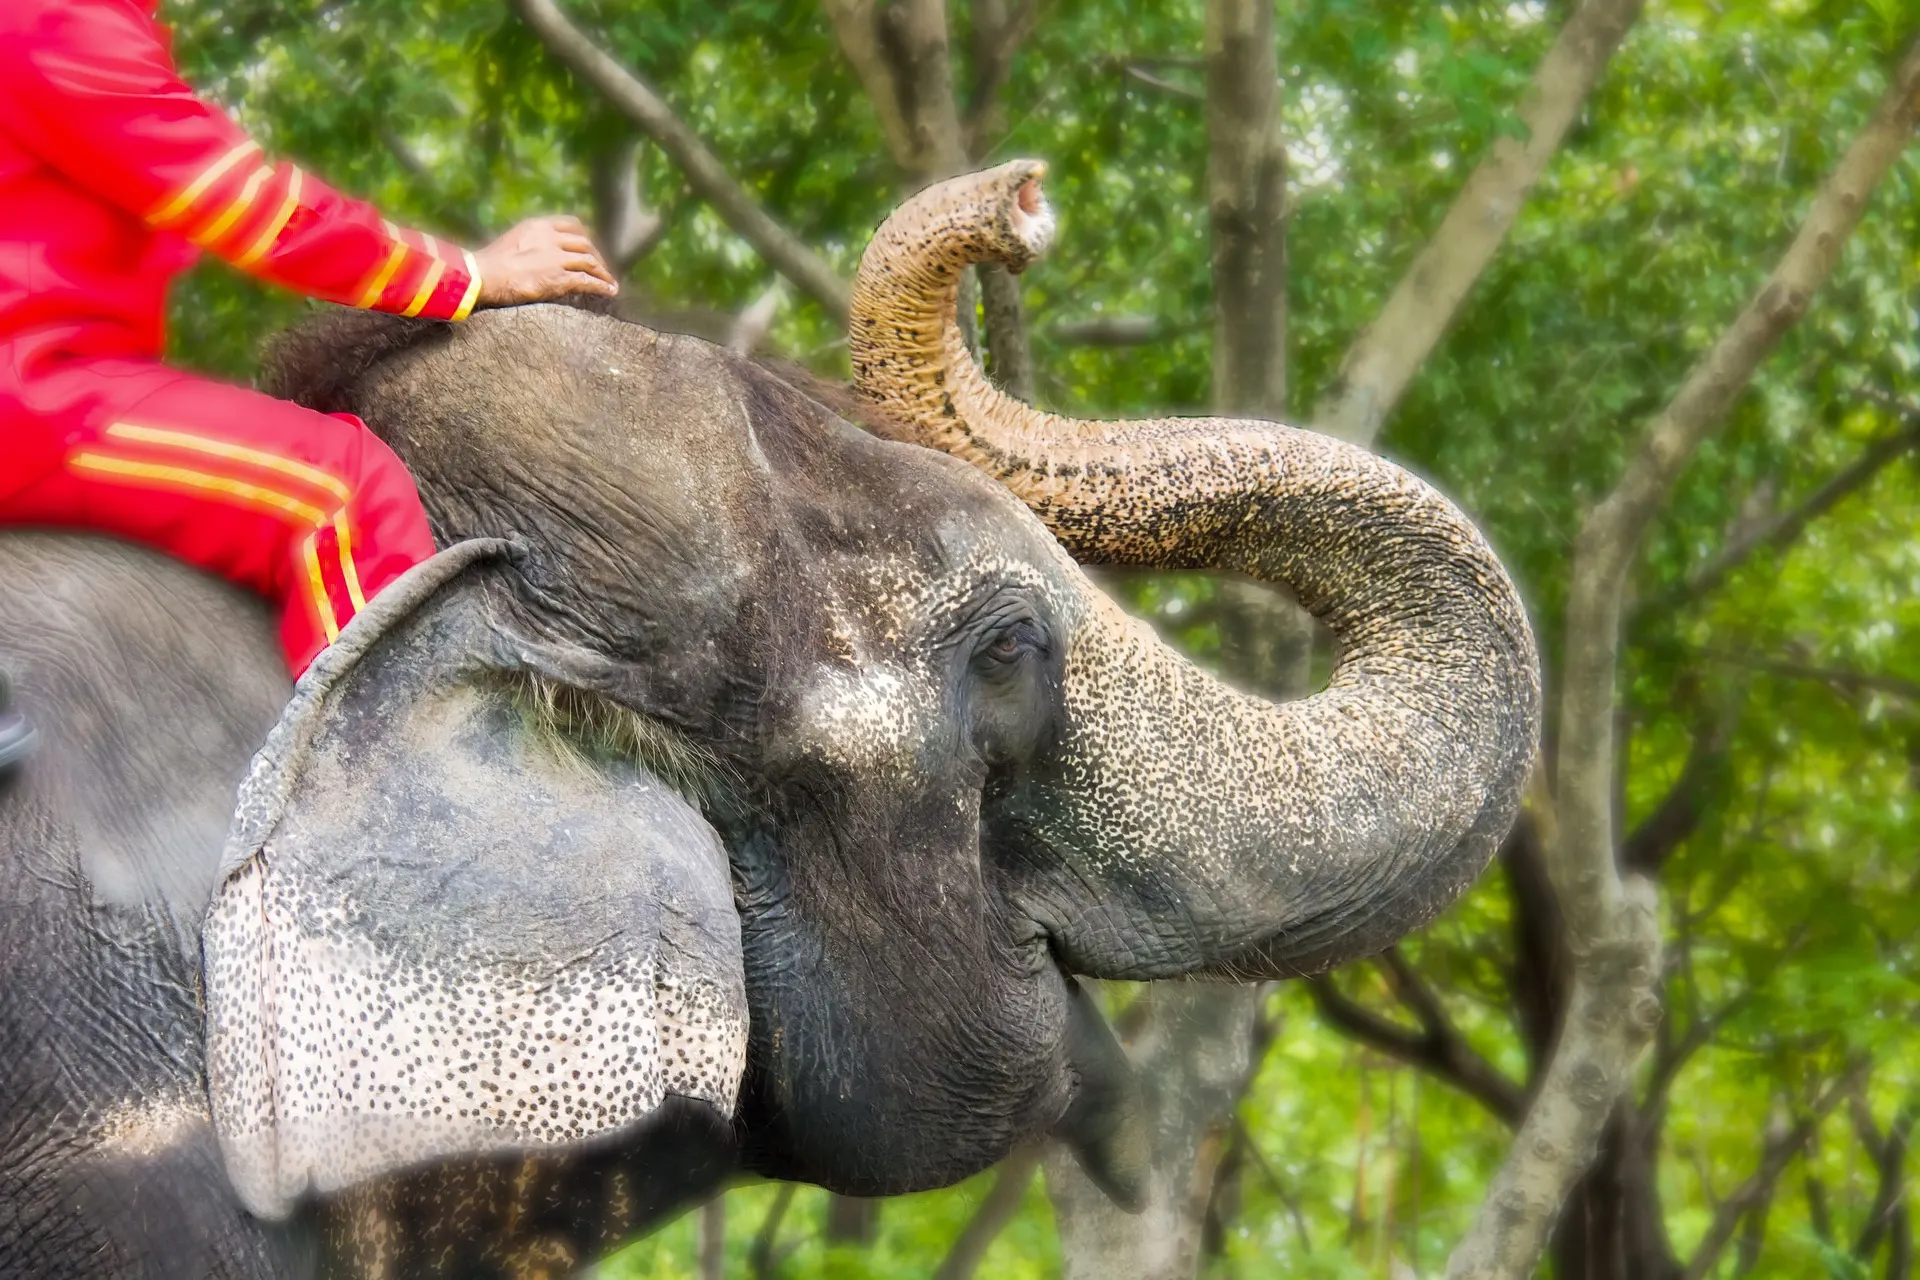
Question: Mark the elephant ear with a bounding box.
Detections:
[202,541,746,1221]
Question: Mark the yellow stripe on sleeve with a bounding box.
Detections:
[452,250,483,322]
[234,168,302,269]
[332,512,368,611]
[400,258,447,318]
[355,239,409,310]
[149,141,261,227]
[191,164,271,249]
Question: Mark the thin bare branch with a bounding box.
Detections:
[1639,411,1920,617]
[1705,651,1920,703]
[1680,1065,1868,1280]
[1315,0,1645,446]
[1620,711,1732,874]
[748,1183,798,1280]
[1125,63,1205,101]
[1311,968,1527,1127]
[728,282,785,356]
[590,138,668,276]
[1851,1093,1916,1263]
[1048,314,1193,346]
[1449,41,1920,1278]
[374,126,485,241]
[931,1143,1042,1280]
[511,0,852,318]
[1231,1116,1313,1251]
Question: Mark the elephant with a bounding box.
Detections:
[0,161,1539,1277]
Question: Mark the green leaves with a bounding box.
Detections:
[153,1,1920,1274]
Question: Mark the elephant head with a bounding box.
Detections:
[846,157,1541,980]
[204,163,1536,1227]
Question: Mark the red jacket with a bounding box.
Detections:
[0,0,480,490]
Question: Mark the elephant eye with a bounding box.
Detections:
[981,619,1046,665]
[986,632,1025,662]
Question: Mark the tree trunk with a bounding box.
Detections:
[1203,0,1288,419]
[698,1194,726,1280]
[1444,37,1920,1279]
[1550,1106,1683,1280]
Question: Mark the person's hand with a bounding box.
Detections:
[473,216,619,308]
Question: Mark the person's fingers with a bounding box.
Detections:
[554,233,600,257]
[544,214,591,237]
[554,250,617,287]
[561,270,619,295]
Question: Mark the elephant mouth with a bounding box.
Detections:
[1008,170,1055,263]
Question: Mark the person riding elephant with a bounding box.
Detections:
[0,0,619,773]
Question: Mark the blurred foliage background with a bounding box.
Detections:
[158,0,1919,1275]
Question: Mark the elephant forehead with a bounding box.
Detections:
[821,537,1074,637]
[791,659,932,777]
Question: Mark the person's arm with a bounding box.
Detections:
[0,0,614,318]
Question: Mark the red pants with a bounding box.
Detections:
[0,364,434,676]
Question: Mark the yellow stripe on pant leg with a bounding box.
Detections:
[332,511,368,613]
[105,422,353,504]
[302,532,341,644]
[68,452,330,527]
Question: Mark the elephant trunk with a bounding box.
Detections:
[850,161,1542,978]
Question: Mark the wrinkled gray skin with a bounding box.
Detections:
[0,299,1534,1276]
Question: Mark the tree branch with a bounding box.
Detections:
[748,1182,797,1280]
[1314,0,1645,446]
[963,0,1040,152]
[1638,409,1920,618]
[728,281,785,356]
[589,137,669,276]
[698,1194,726,1280]
[1704,649,1920,703]
[1447,40,1920,1278]
[373,126,486,242]
[962,0,1040,399]
[1230,1116,1313,1251]
[1681,1066,1868,1280]
[1047,314,1198,346]
[1851,1093,1916,1263]
[820,0,968,180]
[1311,961,1527,1127]
[511,0,852,319]
[1125,63,1205,101]
[1620,709,1732,874]
[931,1143,1042,1280]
